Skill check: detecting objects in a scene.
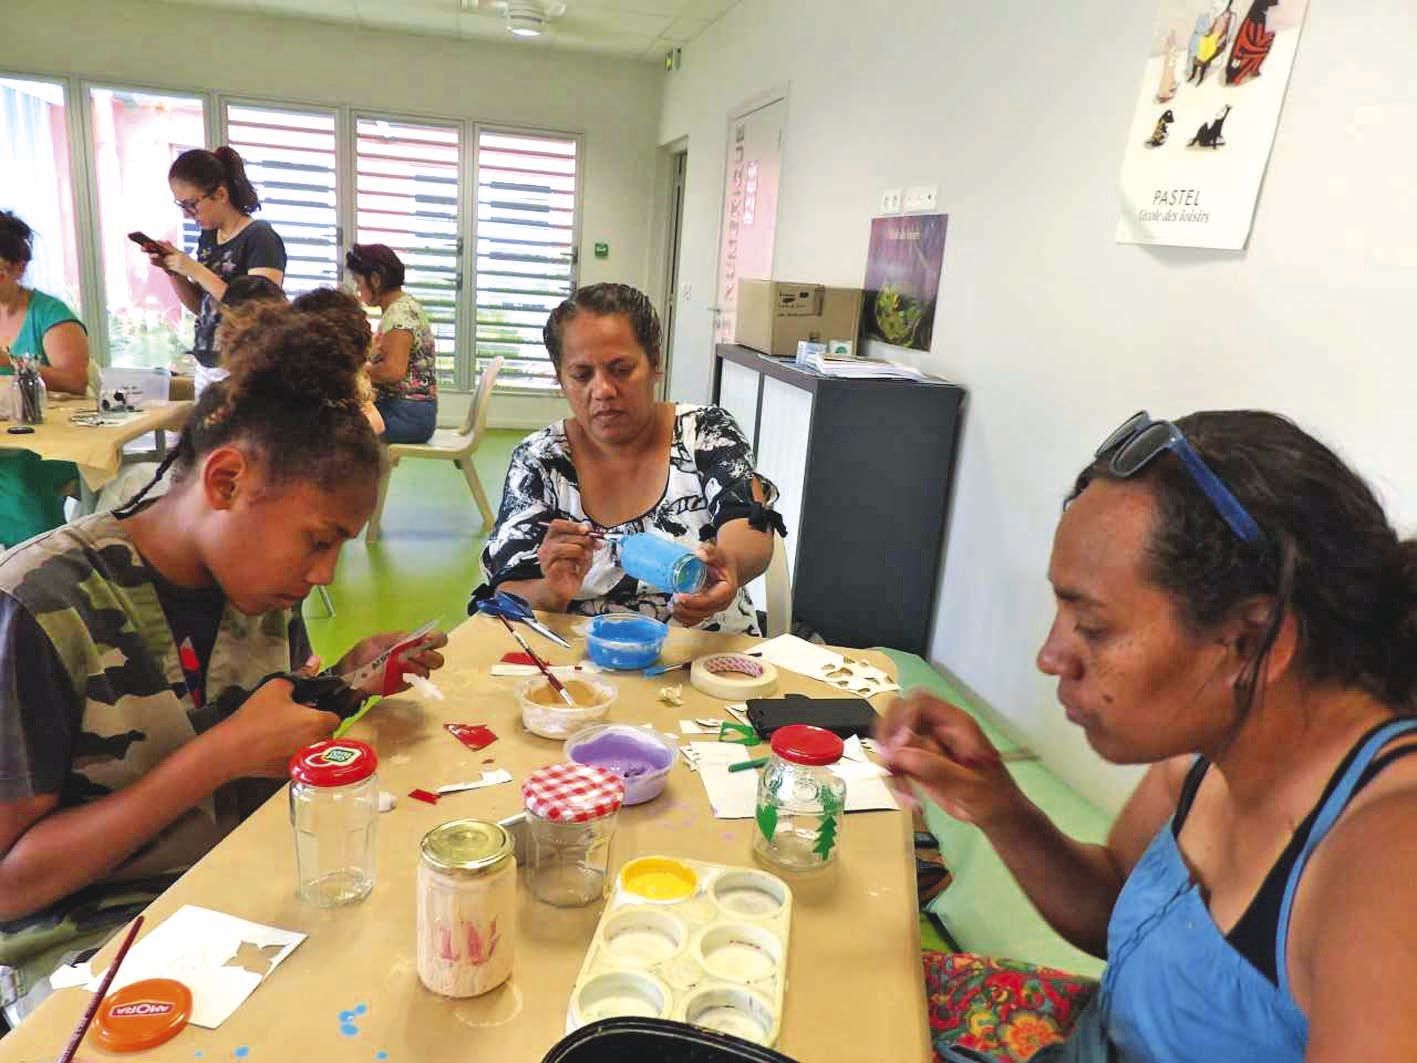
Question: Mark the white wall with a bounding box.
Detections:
[660,0,1417,812]
[5,0,666,428]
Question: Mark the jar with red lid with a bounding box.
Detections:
[289,739,379,906]
[521,762,625,907]
[752,724,847,873]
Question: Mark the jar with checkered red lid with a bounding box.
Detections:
[521,762,626,907]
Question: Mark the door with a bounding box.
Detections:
[712,97,785,346]
[660,149,687,398]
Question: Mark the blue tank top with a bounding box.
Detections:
[1098,716,1417,1061]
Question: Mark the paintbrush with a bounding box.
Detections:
[535,520,623,544]
[496,615,576,707]
[58,915,144,1063]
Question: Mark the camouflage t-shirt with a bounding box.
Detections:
[0,585,311,803]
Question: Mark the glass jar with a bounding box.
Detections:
[752,725,847,873]
[521,762,626,907]
[617,532,707,595]
[288,739,378,906]
[11,360,46,425]
[417,820,517,998]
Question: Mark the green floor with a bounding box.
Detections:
[302,428,527,662]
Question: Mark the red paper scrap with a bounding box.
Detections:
[446,723,498,751]
[408,788,440,805]
[500,652,536,666]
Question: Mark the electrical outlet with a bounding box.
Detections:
[880,188,903,214]
[904,185,938,212]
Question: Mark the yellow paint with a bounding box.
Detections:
[621,857,697,901]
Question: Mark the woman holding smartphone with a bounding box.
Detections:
[145,146,286,395]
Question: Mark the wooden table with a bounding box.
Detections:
[0,617,928,1063]
[0,398,192,492]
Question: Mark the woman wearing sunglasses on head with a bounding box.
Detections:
[884,411,1417,1061]
[144,146,286,395]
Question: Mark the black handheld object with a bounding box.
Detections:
[6,425,35,435]
[260,672,368,720]
[127,231,166,255]
[745,692,877,740]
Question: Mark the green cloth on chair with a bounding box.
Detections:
[0,451,72,548]
[881,650,1110,977]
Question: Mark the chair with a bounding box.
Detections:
[541,1017,798,1063]
[365,357,503,543]
[762,533,793,638]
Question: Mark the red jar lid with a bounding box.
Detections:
[770,724,844,766]
[289,739,378,787]
[94,978,192,1052]
[522,762,625,823]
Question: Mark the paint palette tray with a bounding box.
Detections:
[565,855,793,1047]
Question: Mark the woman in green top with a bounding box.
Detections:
[0,211,89,394]
[0,211,91,547]
[346,244,439,444]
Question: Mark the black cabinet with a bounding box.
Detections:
[713,344,965,654]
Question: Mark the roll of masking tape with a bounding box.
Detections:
[689,653,779,700]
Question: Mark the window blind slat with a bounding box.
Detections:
[473,128,578,390]
[225,103,339,298]
[356,117,463,389]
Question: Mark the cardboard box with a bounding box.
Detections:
[734,279,863,358]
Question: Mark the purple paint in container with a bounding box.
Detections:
[565,724,677,806]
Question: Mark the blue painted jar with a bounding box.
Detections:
[584,613,668,670]
[618,533,707,595]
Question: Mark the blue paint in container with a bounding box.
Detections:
[618,533,706,595]
[585,613,668,670]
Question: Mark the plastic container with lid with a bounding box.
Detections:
[751,725,846,873]
[417,819,517,998]
[518,673,617,739]
[522,762,626,907]
[289,739,379,906]
[584,613,669,670]
[617,533,707,595]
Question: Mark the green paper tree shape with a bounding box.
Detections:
[756,800,778,843]
[813,785,843,861]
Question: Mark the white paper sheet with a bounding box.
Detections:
[86,905,306,1028]
[689,742,898,819]
[752,635,900,698]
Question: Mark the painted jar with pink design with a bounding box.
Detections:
[417,819,517,997]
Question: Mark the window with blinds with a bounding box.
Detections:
[224,103,338,296]
[474,130,578,390]
[355,116,461,387]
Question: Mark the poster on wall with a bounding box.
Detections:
[863,213,947,352]
[1116,0,1309,250]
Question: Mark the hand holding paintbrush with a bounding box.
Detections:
[874,691,1026,824]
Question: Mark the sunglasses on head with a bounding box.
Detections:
[1094,411,1264,545]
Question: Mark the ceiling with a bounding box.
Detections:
[154,0,738,61]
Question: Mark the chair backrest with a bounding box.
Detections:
[762,532,793,638]
[458,355,504,443]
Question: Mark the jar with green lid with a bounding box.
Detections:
[417,819,516,997]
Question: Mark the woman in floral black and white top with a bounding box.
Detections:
[478,283,783,634]
[347,244,438,443]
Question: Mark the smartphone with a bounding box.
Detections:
[127,231,166,255]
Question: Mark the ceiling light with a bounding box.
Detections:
[502,1,565,38]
